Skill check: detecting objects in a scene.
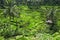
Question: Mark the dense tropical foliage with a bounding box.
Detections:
[0,0,60,40]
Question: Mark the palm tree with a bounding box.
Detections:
[3,0,20,20]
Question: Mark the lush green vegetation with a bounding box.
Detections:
[0,0,60,40]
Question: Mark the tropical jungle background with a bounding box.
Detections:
[0,0,60,40]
